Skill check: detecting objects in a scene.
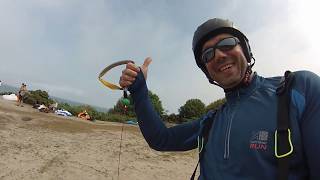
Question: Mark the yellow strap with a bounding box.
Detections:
[98,60,135,90]
[274,129,294,158]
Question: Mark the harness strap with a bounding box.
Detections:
[190,158,200,180]
[275,70,295,180]
[190,111,216,180]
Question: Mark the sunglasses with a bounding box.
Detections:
[201,37,240,64]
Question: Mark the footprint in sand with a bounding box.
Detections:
[21,116,32,121]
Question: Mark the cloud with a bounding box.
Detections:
[249,0,320,76]
[0,0,319,113]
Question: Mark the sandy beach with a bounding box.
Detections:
[0,98,198,180]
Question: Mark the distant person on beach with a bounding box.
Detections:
[17,83,28,107]
[119,18,320,179]
[0,80,2,87]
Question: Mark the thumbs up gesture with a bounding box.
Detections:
[119,57,152,88]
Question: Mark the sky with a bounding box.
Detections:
[0,0,319,113]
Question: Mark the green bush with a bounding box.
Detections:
[162,113,183,123]
[109,90,164,117]
[57,104,91,117]
[57,102,131,122]
[178,99,206,121]
[109,97,136,117]
[206,98,226,112]
[24,90,55,106]
[148,90,164,116]
[102,113,131,123]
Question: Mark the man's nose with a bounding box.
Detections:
[213,49,228,63]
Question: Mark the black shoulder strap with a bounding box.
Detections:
[190,110,217,180]
[275,70,295,180]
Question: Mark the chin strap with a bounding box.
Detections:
[242,67,253,86]
[242,56,255,86]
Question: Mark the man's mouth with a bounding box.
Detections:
[219,64,233,72]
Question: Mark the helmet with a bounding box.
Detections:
[192,18,253,84]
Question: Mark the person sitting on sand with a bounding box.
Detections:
[78,110,91,121]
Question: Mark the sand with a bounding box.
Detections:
[0,98,198,180]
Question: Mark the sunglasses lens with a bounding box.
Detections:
[202,48,214,64]
[201,37,239,64]
[216,38,238,51]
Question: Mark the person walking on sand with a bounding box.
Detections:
[119,18,320,179]
[17,83,28,107]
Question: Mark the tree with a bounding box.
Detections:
[148,90,164,116]
[178,99,206,120]
[162,113,183,124]
[109,90,164,117]
[24,90,55,106]
[205,98,226,112]
[109,96,135,117]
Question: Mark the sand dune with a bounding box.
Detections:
[0,98,198,180]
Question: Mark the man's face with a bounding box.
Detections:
[201,33,248,89]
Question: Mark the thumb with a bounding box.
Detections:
[141,57,152,80]
[142,57,152,69]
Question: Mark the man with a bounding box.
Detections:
[119,18,320,179]
[17,83,28,107]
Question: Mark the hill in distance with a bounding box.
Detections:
[0,84,107,112]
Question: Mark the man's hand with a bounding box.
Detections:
[119,57,152,88]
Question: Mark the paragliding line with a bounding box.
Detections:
[98,60,134,180]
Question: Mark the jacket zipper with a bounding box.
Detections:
[224,91,240,159]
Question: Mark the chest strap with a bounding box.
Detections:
[275,70,295,180]
[190,110,217,180]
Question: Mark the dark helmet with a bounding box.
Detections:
[192,18,253,84]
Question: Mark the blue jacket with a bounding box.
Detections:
[128,70,320,180]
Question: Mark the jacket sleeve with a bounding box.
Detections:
[296,71,320,179]
[128,71,199,151]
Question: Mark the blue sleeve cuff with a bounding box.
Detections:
[128,69,147,95]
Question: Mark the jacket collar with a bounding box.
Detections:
[225,72,261,101]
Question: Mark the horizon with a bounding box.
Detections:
[0,83,108,112]
[0,1,319,113]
